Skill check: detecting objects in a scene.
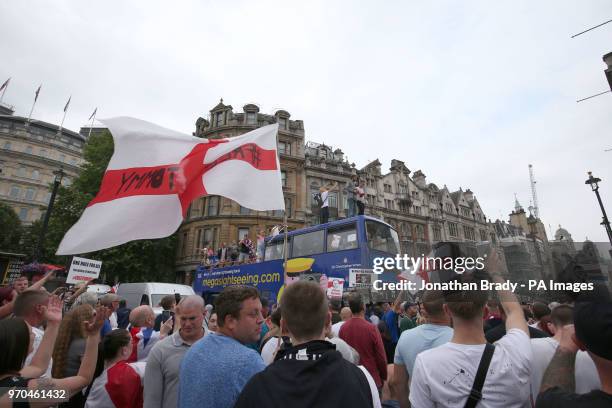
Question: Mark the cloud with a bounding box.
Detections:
[1,0,611,243]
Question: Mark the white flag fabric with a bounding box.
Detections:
[57,117,283,255]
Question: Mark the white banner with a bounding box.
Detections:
[349,268,374,288]
[326,277,345,299]
[67,256,102,284]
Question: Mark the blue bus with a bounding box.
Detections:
[193,215,401,303]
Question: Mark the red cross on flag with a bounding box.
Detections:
[57,117,284,255]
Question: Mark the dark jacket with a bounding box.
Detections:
[234,340,374,408]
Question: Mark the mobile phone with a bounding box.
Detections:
[161,310,171,322]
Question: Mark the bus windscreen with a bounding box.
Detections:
[366,220,400,255]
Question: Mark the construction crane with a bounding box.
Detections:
[528,164,540,219]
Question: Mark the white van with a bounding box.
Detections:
[86,284,112,296]
[116,283,196,314]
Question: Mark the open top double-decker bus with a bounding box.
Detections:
[194,215,401,304]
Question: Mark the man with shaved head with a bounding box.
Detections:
[331,306,352,338]
[128,305,167,362]
[145,296,207,408]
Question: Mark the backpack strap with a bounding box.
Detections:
[464,343,495,408]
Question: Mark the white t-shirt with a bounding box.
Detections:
[529,337,601,401]
[327,336,359,365]
[358,365,382,408]
[25,326,52,378]
[261,336,282,365]
[331,321,345,338]
[110,312,118,329]
[321,191,329,208]
[410,328,532,408]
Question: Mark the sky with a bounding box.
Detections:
[1,0,611,245]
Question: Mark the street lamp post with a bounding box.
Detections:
[584,172,612,249]
[35,167,65,261]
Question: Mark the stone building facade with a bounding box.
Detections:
[174,100,498,282]
[174,100,308,282]
[0,108,84,225]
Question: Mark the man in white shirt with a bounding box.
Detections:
[530,304,600,402]
[410,249,532,408]
[14,290,53,378]
[331,306,352,338]
[318,182,338,224]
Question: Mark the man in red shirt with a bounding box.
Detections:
[340,292,388,391]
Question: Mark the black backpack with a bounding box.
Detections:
[313,192,323,207]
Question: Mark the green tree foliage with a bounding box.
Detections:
[25,130,177,282]
[0,202,23,252]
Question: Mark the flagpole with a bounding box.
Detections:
[27,84,41,124]
[58,96,71,134]
[87,108,97,139]
[0,77,9,103]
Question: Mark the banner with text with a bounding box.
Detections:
[67,256,102,284]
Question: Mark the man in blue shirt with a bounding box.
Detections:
[179,285,266,408]
[382,293,403,346]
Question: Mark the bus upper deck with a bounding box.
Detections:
[193,215,401,303]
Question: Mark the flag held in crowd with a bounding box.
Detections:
[89,107,97,121]
[57,117,284,255]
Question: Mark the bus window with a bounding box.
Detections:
[292,230,325,257]
[366,220,400,254]
[265,239,287,261]
[327,223,358,252]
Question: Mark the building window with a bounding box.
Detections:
[433,225,442,241]
[278,141,291,155]
[278,117,287,130]
[25,188,36,201]
[464,226,475,241]
[445,203,455,213]
[238,227,250,241]
[31,170,39,180]
[461,207,471,217]
[207,196,219,216]
[10,186,21,198]
[384,184,392,193]
[70,158,77,166]
[215,111,224,127]
[246,112,257,125]
[328,193,338,208]
[18,208,28,222]
[285,198,292,218]
[24,146,33,154]
[3,141,11,150]
[413,206,421,215]
[480,230,488,242]
[448,222,458,238]
[40,149,47,158]
[180,232,188,257]
[414,224,425,241]
[240,206,250,215]
[281,170,287,187]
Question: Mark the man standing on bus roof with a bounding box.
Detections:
[344,175,358,218]
[319,181,339,224]
[355,179,366,216]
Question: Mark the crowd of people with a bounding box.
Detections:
[0,248,611,407]
[198,229,273,268]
